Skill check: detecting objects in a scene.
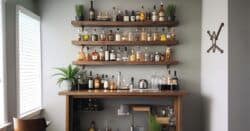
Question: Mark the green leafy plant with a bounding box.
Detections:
[148,114,161,131]
[166,4,176,17]
[75,4,84,18]
[53,65,79,87]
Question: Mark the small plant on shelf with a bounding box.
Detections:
[53,64,79,90]
[75,4,84,21]
[148,114,161,131]
[166,4,176,21]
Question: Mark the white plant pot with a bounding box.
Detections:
[61,80,72,91]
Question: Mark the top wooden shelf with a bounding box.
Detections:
[71,21,179,27]
[59,90,187,98]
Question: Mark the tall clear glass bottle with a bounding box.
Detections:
[122,47,129,61]
[116,47,122,61]
[136,46,141,61]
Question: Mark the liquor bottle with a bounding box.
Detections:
[112,6,117,22]
[147,31,152,42]
[77,48,85,61]
[171,28,176,40]
[108,30,115,41]
[129,77,134,90]
[166,70,172,90]
[165,47,172,62]
[117,10,123,21]
[135,28,140,41]
[155,52,160,62]
[116,47,122,61]
[99,47,105,61]
[144,47,149,62]
[88,71,94,89]
[104,75,109,90]
[110,50,116,61]
[158,1,165,21]
[92,50,99,61]
[115,28,121,41]
[146,9,151,21]
[160,28,167,41]
[117,72,122,89]
[140,5,146,21]
[123,10,130,22]
[153,28,159,41]
[129,48,136,62]
[130,10,136,22]
[171,70,179,90]
[122,47,129,61]
[91,29,98,41]
[88,121,96,131]
[109,75,117,90]
[151,5,158,22]
[100,74,105,89]
[136,11,140,21]
[94,74,101,89]
[85,47,90,61]
[166,28,172,40]
[140,28,147,41]
[105,48,110,61]
[136,46,141,61]
[89,0,96,21]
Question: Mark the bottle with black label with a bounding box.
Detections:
[88,71,94,89]
[171,70,179,90]
[89,0,96,21]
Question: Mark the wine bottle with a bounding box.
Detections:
[171,70,179,90]
[88,71,94,89]
[89,0,96,21]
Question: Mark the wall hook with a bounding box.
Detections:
[207,23,224,54]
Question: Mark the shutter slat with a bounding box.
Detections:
[18,9,41,116]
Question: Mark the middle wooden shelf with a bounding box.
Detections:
[72,40,178,46]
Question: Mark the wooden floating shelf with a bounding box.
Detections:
[58,90,187,98]
[72,40,178,46]
[73,60,179,66]
[71,20,179,27]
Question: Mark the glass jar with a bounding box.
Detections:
[82,30,90,41]
[99,29,106,41]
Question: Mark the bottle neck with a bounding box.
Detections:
[90,0,93,9]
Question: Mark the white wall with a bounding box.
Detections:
[201,0,228,131]
[39,0,202,131]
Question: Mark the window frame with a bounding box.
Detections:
[16,5,43,117]
[0,0,7,126]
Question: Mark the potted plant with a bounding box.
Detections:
[148,114,161,131]
[166,4,176,21]
[53,65,79,91]
[75,4,84,21]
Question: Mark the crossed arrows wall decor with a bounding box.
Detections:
[207,23,224,54]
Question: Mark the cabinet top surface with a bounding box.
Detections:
[59,90,187,98]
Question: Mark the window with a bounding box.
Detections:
[0,0,6,126]
[16,6,42,117]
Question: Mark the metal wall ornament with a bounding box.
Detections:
[207,23,224,54]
